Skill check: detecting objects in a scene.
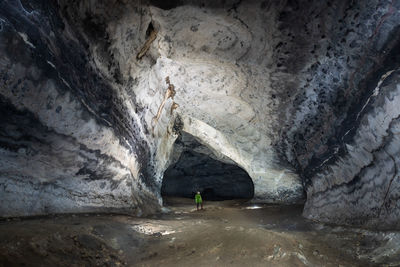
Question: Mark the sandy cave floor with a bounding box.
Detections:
[0,197,399,267]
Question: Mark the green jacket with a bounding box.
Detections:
[195,193,202,203]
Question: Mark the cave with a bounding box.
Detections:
[161,133,254,200]
[1,0,400,265]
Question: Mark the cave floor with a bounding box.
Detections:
[0,198,399,267]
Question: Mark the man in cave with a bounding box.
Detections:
[195,191,203,210]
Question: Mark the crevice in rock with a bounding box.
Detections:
[379,148,398,216]
[137,22,158,60]
[145,21,155,39]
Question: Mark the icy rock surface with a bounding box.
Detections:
[1,0,400,228]
[0,0,159,216]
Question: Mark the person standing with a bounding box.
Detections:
[195,191,203,210]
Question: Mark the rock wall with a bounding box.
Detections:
[0,0,159,216]
[272,0,400,229]
[303,70,400,229]
[57,0,306,204]
[1,0,400,228]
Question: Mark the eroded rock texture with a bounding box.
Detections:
[0,0,159,216]
[1,0,400,229]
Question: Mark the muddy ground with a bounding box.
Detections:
[0,197,399,266]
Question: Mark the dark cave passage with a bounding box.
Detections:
[161,132,254,201]
[161,148,254,201]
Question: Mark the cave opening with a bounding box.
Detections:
[161,133,254,201]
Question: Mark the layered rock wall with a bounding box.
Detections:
[303,70,400,229]
[273,1,400,229]
[0,0,159,216]
[1,0,400,229]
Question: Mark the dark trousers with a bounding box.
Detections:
[196,202,203,210]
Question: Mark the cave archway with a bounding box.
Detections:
[161,133,254,201]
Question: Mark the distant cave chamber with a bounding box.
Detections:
[161,148,254,201]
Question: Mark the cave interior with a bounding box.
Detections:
[1,0,400,265]
[161,132,254,200]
